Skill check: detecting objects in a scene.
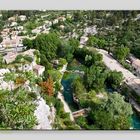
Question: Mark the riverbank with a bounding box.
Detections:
[57,63,74,122]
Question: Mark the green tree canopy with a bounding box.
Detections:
[89,93,133,130]
[105,71,123,90]
[113,46,130,62]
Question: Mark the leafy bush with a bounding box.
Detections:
[23,55,33,63]
[75,116,88,128]
[4,72,16,82]
[59,58,67,66]
[0,89,37,129]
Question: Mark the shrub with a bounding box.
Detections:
[0,89,37,129]
[15,77,26,85]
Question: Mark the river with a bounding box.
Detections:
[61,72,79,112]
[61,61,140,130]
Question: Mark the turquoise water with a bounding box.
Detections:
[61,72,80,112]
[132,113,140,130]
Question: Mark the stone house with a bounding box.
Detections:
[19,15,26,21]
[132,59,140,76]
[33,64,45,76]
[80,36,88,45]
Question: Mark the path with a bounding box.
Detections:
[97,49,140,96]
[58,91,74,121]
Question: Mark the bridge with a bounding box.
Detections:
[72,108,90,118]
[65,70,85,76]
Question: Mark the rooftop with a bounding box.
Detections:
[33,64,45,71]
[133,59,140,68]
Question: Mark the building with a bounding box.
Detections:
[66,14,72,19]
[44,20,52,27]
[19,15,26,21]
[60,25,65,30]
[58,16,66,22]
[32,26,44,34]
[1,38,20,48]
[18,63,33,72]
[1,28,10,38]
[0,68,10,77]
[132,59,140,76]
[8,17,16,22]
[3,52,17,64]
[10,22,18,27]
[17,26,24,31]
[33,64,45,76]
[80,36,88,45]
[84,25,97,36]
[53,19,59,24]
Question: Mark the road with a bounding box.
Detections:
[97,49,140,96]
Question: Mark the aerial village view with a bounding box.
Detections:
[1,11,140,130]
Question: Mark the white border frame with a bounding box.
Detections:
[0,0,140,10]
[0,1,140,139]
[0,131,140,140]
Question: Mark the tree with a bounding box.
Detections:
[84,65,107,91]
[22,38,33,49]
[68,38,79,49]
[0,89,37,129]
[89,93,133,130]
[58,40,76,63]
[48,70,62,82]
[85,55,92,66]
[72,77,86,99]
[15,77,26,85]
[40,54,52,70]
[105,71,123,90]
[33,33,61,60]
[4,72,16,82]
[73,11,84,22]
[113,46,130,62]
[76,116,88,129]
[87,36,98,47]
[132,39,140,59]
[39,76,54,96]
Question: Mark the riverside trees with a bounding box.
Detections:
[88,93,133,130]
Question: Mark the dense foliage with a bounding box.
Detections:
[0,88,37,129]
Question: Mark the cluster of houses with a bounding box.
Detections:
[79,25,98,47]
[0,49,45,90]
[3,49,45,76]
[0,15,29,53]
[31,16,67,35]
